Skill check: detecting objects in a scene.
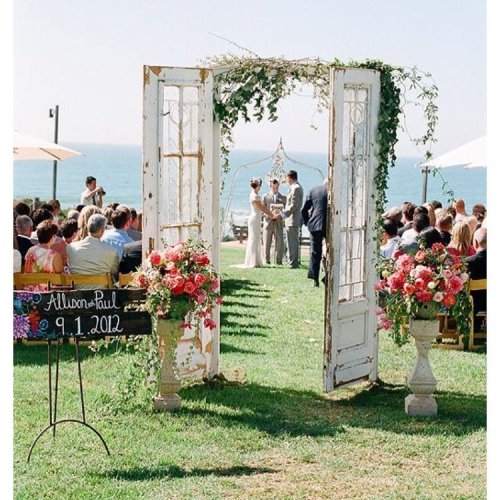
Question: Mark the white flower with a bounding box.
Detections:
[427,281,437,290]
[382,270,390,278]
[460,272,469,283]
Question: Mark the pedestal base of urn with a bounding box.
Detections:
[405,394,437,417]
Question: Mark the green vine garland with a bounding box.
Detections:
[205,54,440,221]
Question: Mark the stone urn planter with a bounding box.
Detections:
[405,308,440,417]
[152,318,184,412]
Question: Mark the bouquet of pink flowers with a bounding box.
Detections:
[376,243,472,344]
[131,240,221,330]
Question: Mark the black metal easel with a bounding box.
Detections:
[27,337,110,462]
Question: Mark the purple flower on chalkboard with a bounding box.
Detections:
[13,315,30,339]
[16,292,32,302]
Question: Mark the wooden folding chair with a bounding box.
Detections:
[468,278,487,350]
[14,272,64,290]
[118,273,133,287]
[63,273,113,289]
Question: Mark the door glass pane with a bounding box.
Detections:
[338,84,371,303]
[181,87,199,154]
[163,86,180,155]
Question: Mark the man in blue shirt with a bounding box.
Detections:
[101,208,134,260]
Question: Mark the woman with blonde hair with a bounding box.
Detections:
[423,203,436,227]
[447,220,475,257]
[76,205,102,241]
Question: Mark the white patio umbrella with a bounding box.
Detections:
[13,131,82,161]
[419,135,486,203]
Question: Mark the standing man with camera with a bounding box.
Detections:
[80,176,105,208]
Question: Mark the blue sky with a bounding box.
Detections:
[13,0,486,157]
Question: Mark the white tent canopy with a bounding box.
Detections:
[421,136,486,170]
[13,131,82,161]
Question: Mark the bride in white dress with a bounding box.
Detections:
[241,178,276,268]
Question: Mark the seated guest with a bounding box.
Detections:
[127,207,142,241]
[465,216,478,244]
[14,201,31,217]
[24,221,64,290]
[16,215,34,263]
[67,214,119,288]
[472,204,487,228]
[76,204,85,213]
[447,206,457,220]
[75,205,102,241]
[418,227,442,249]
[103,207,114,228]
[394,213,431,257]
[48,200,62,224]
[66,209,80,222]
[101,209,134,260]
[430,200,442,210]
[435,211,453,246]
[448,220,475,257]
[40,203,54,214]
[51,219,79,267]
[453,198,468,222]
[398,202,415,236]
[401,206,429,243]
[13,211,22,273]
[30,208,53,244]
[423,203,436,227]
[119,240,142,274]
[380,218,401,258]
[465,228,487,332]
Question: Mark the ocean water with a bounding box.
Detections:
[13,143,487,218]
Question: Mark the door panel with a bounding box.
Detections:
[143,66,220,379]
[324,68,380,391]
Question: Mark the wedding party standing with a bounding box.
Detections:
[242,178,275,268]
[277,170,304,269]
[301,178,328,286]
[262,179,286,265]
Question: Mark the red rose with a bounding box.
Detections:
[197,254,210,266]
[195,291,207,304]
[203,318,216,330]
[194,273,206,287]
[149,251,161,266]
[415,250,426,263]
[403,283,415,295]
[184,282,196,295]
[415,290,433,303]
[443,294,456,307]
[171,286,184,295]
[432,242,445,253]
[208,279,220,292]
[169,276,185,290]
[216,296,223,305]
[448,276,463,294]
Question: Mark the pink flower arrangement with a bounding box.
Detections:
[376,242,472,341]
[131,240,221,330]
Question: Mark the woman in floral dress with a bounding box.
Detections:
[24,220,64,290]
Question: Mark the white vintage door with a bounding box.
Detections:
[324,68,381,391]
[143,66,221,378]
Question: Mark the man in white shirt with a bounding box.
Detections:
[380,218,401,259]
[67,214,119,288]
[80,176,105,208]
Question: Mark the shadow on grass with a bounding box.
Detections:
[98,464,276,481]
[180,381,485,438]
[220,342,263,355]
[221,278,271,299]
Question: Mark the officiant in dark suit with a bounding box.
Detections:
[262,179,286,265]
[301,179,328,287]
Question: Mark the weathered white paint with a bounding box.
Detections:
[142,66,221,379]
[324,68,381,392]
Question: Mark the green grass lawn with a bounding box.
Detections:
[14,247,486,499]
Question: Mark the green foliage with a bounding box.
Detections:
[206,55,440,225]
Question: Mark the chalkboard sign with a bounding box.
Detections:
[13,289,152,341]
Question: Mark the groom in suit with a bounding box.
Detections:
[301,178,328,287]
[277,170,304,268]
[262,179,286,265]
